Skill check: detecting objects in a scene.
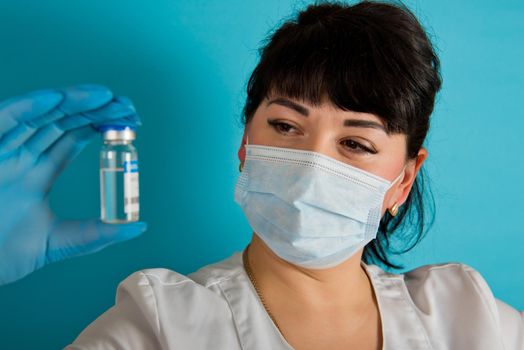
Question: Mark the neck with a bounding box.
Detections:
[247,233,374,311]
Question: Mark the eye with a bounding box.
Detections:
[341,139,377,154]
[267,119,300,135]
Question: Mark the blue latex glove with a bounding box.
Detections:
[0,84,148,285]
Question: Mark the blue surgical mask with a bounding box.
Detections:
[234,142,405,269]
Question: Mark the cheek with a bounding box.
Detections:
[370,135,408,180]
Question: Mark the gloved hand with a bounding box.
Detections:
[0,84,148,285]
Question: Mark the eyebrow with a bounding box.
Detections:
[343,119,386,132]
[266,97,387,132]
[267,97,309,116]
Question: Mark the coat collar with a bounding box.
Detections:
[218,251,432,350]
[362,261,433,350]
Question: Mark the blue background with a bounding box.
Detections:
[0,0,522,348]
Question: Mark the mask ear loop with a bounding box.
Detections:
[388,165,407,216]
[389,165,407,188]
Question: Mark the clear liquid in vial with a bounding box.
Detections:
[100,138,139,223]
[101,167,127,223]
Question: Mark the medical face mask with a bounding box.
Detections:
[234,143,404,269]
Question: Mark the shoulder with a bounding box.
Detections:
[398,262,499,320]
[402,262,495,300]
[365,261,492,295]
[117,250,245,314]
[67,252,245,349]
[119,250,244,293]
[366,261,498,315]
[377,262,523,349]
[187,250,245,287]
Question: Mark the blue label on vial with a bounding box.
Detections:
[124,160,139,173]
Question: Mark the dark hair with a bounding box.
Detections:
[240,0,441,270]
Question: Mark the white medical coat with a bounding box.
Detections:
[66,250,523,349]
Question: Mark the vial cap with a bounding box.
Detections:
[99,124,136,141]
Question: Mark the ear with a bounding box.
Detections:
[391,147,428,207]
[237,130,248,162]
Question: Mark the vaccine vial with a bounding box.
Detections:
[99,125,140,223]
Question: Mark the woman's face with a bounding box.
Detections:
[239,93,427,214]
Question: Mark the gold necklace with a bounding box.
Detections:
[242,244,284,335]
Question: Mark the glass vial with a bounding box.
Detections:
[99,125,140,223]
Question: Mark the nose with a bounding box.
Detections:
[300,132,342,162]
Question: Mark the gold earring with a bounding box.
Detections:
[388,203,399,217]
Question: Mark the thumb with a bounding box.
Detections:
[46,218,148,264]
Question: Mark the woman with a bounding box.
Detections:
[67,1,523,349]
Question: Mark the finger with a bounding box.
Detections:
[34,124,97,191]
[0,122,37,158]
[0,89,62,136]
[0,108,134,183]
[26,109,65,129]
[92,112,142,130]
[56,98,138,130]
[5,124,94,192]
[29,107,140,168]
[45,219,148,263]
[86,95,140,126]
[1,94,141,139]
[0,83,113,143]
[0,109,67,157]
[22,107,140,191]
[0,146,36,184]
[57,84,113,115]
[112,96,135,112]
[24,123,65,160]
